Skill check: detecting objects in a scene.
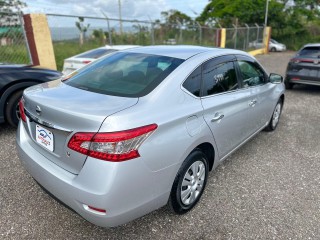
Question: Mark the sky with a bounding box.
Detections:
[22,0,209,21]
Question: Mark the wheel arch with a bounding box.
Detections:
[280,94,285,104]
[195,142,215,171]
[0,80,41,123]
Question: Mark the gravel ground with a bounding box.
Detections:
[1,51,320,239]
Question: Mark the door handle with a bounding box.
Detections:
[249,99,257,107]
[211,113,224,122]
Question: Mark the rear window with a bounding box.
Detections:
[76,48,116,59]
[65,52,184,97]
[299,47,320,57]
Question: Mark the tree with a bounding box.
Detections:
[75,17,90,46]
[0,0,26,26]
[197,0,286,27]
[161,10,193,26]
[0,0,26,11]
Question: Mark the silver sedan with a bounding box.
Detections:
[16,46,285,227]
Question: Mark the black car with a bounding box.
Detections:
[285,43,320,89]
[0,65,62,127]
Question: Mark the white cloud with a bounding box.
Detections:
[24,0,208,20]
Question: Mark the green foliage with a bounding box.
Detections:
[0,44,29,64]
[197,0,286,27]
[197,0,320,50]
[161,10,193,25]
[0,0,26,11]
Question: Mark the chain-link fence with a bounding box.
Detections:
[225,25,264,51]
[46,13,220,46]
[0,11,31,65]
[45,13,265,70]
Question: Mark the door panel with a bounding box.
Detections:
[201,90,253,158]
[236,58,272,132]
[200,56,254,159]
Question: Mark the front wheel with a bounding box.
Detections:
[169,149,209,214]
[285,80,294,89]
[265,100,283,131]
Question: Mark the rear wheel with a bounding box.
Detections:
[169,149,209,214]
[270,47,276,52]
[265,100,283,131]
[5,90,23,127]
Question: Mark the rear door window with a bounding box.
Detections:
[202,60,238,96]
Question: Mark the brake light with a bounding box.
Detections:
[67,124,158,162]
[19,97,26,122]
[82,60,92,64]
[291,58,313,63]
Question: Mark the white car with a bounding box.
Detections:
[249,39,286,52]
[62,45,139,75]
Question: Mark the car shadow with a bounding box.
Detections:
[0,123,16,135]
[289,84,320,95]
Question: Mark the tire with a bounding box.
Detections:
[169,149,209,214]
[284,80,294,89]
[5,90,23,127]
[270,47,276,52]
[265,100,283,132]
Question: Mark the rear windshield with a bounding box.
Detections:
[65,52,184,97]
[76,48,116,59]
[299,47,320,57]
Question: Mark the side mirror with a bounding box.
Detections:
[269,73,283,84]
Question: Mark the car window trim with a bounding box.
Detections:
[181,64,202,99]
[180,54,241,99]
[235,54,268,88]
[200,55,240,97]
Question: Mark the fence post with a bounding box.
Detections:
[255,23,260,42]
[176,19,182,43]
[23,13,56,69]
[18,11,32,65]
[101,11,112,45]
[195,21,202,45]
[263,26,271,54]
[219,28,226,48]
[245,24,249,51]
[232,24,237,49]
[150,22,155,45]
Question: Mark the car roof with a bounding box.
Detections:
[103,45,140,50]
[303,43,320,48]
[122,45,246,60]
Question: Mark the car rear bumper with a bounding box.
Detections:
[286,72,320,86]
[16,122,172,227]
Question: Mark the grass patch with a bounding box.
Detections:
[0,45,30,64]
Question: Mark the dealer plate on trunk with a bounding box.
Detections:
[36,124,54,152]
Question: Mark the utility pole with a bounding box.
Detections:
[264,0,269,27]
[118,0,123,34]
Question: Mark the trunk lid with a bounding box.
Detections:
[23,80,138,174]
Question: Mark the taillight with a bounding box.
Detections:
[19,97,26,122]
[291,58,313,64]
[291,58,300,63]
[82,60,92,64]
[67,124,158,162]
